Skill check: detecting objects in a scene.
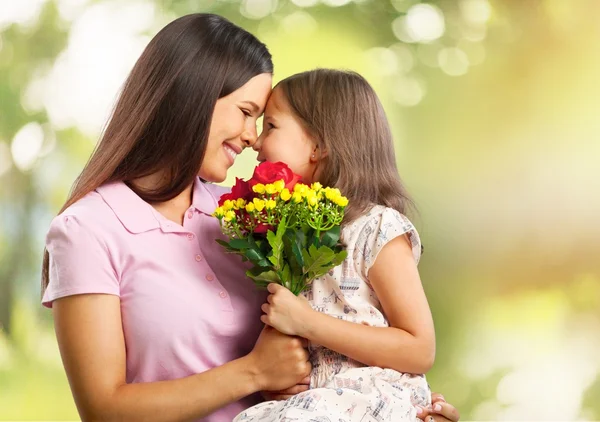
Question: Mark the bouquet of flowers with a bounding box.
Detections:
[213,162,348,295]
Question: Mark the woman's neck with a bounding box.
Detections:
[133,172,193,226]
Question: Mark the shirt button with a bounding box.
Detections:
[206,274,214,281]
[187,211,194,219]
[187,233,194,241]
[219,291,227,298]
[195,254,203,262]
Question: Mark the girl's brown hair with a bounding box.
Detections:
[276,69,414,225]
[41,14,273,292]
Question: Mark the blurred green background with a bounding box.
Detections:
[1,0,599,420]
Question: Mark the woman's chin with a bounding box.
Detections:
[198,169,227,184]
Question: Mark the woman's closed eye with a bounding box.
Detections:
[241,108,252,117]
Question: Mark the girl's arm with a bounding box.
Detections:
[261,234,435,374]
[54,293,310,422]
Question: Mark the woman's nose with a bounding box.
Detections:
[242,130,257,148]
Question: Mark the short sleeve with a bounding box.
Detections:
[42,214,120,308]
[357,207,422,279]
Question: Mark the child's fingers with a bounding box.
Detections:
[267,283,282,293]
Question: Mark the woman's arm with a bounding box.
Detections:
[261,235,435,374]
[54,293,310,422]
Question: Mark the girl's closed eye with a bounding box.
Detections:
[263,119,276,130]
[241,108,252,117]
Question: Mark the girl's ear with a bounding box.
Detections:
[310,145,328,163]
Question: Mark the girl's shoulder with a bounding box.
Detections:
[345,205,422,269]
[346,205,415,235]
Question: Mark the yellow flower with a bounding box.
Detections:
[294,183,309,195]
[223,210,236,222]
[280,188,292,201]
[335,196,349,207]
[325,188,342,202]
[306,189,318,201]
[213,206,225,218]
[311,182,322,191]
[245,202,255,213]
[252,183,265,194]
[292,192,303,203]
[307,196,319,207]
[273,180,285,192]
[235,198,246,209]
[266,199,277,210]
[253,198,266,212]
[223,200,235,211]
[265,184,277,195]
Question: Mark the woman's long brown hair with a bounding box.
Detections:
[41,14,273,292]
[276,69,414,225]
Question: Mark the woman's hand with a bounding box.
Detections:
[247,325,311,392]
[260,283,315,337]
[416,393,460,422]
[261,376,310,401]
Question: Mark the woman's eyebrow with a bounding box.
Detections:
[241,101,260,113]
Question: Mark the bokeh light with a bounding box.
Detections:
[1,0,599,420]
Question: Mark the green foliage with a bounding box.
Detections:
[219,216,347,295]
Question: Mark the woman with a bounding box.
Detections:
[41,13,459,422]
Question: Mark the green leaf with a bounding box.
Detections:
[280,263,292,290]
[215,238,237,252]
[291,237,305,268]
[241,234,269,266]
[266,217,287,269]
[302,244,336,278]
[246,234,259,250]
[245,249,270,267]
[246,269,281,287]
[258,238,272,256]
[331,250,348,267]
[229,238,250,250]
[320,226,341,248]
[282,232,302,274]
[295,230,307,249]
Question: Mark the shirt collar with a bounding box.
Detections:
[96,178,219,234]
[191,178,220,216]
[96,181,161,234]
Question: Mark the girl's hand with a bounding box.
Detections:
[261,283,314,337]
[416,393,460,422]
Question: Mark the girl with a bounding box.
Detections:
[236,69,435,422]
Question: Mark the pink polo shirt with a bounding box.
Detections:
[43,178,267,421]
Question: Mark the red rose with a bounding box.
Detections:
[253,223,273,234]
[218,177,252,206]
[248,162,301,191]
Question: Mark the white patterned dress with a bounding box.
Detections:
[234,205,431,422]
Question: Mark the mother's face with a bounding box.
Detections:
[200,73,273,183]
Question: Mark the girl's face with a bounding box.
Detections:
[200,73,273,183]
[253,87,318,183]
